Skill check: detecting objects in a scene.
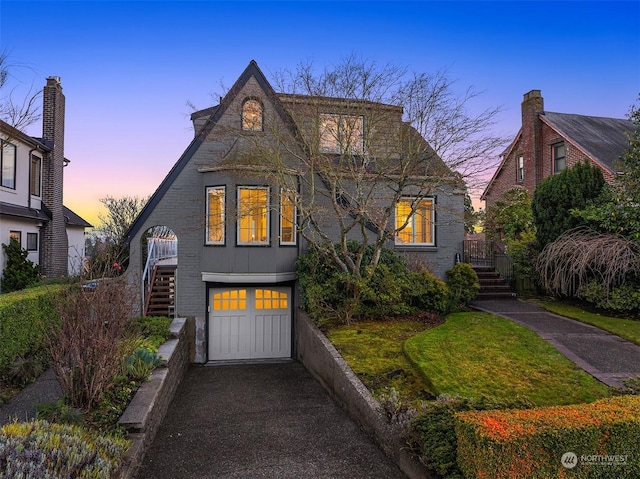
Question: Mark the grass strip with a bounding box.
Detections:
[404,312,610,406]
[532,299,640,346]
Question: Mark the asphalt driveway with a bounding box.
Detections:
[136,361,406,478]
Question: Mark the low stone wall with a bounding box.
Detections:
[118,317,190,479]
[295,310,432,479]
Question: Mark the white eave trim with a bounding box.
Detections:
[201,272,297,283]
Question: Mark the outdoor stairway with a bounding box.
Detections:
[473,265,515,299]
[145,264,176,317]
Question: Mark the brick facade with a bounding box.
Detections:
[41,77,69,277]
[483,90,624,207]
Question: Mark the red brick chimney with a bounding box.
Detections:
[521,90,544,186]
[41,76,68,277]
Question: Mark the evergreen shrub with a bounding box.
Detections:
[0,285,62,380]
[1,238,40,293]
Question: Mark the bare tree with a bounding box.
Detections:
[97,195,149,246]
[0,51,41,131]
[236,57,507,282]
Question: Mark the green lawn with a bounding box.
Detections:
[327,311,611,408]
[326,319,437,404]
[532,299,640,345]
[403,312,610,406]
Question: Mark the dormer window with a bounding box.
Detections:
[319,114,364,154]
[242,99,263,131]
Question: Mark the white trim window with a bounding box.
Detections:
[553,143,566,173]
[395,198,435,245]
[279,189,296,245]
[31,154,42,197]
[206,186,225,244]
[1,140,16,189]
[319,113,364,154]
[238,186,269,245]
[517,155,524,182]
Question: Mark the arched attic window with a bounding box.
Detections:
[242,98,263,131]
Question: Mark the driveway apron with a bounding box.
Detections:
[136,361,406,479]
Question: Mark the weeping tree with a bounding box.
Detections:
[537,95,640,312]
[536,227,640,301]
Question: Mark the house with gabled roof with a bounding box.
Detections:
[482,89,634,207]
[1,77,91,288]
[125,60,465,363]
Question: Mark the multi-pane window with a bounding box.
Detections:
[395,198,434,245]
[280,190,296,245]
[242,99,263,131]
[31,154,42,197]
[553,143,566,173]
[238,187,269,245]
[27,233,38,251]
[206,187,225,244]
[212,290,247,310]
[255,289,288,309]
[517,156,524,182]
[319,114,364,154]
[1,140,16,189]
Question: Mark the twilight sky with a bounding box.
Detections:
[1,1,639,226]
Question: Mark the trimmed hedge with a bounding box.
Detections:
[0,285,63,379]
[455,395,640,478]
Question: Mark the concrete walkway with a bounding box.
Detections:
[136,361,406,479]
[469,299,640,388]
[0,368,63,426]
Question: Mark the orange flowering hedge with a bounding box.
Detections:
[455,395,640,479]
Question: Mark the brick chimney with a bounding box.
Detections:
[41,76,69,277]
[521,90,544,186]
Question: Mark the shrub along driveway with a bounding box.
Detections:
[137,362,405,479]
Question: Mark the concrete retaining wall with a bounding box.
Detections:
[118,317,190,479]
[294,310,432,479]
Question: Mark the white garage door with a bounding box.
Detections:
[208,287,292,361]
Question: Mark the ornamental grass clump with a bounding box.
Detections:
[0,420,129,478]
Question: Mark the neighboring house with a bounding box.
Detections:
[482,89,634,207]
[126,61,465,363]
[0,77,91,288]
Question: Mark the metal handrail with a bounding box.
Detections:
[463,239,515,287]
